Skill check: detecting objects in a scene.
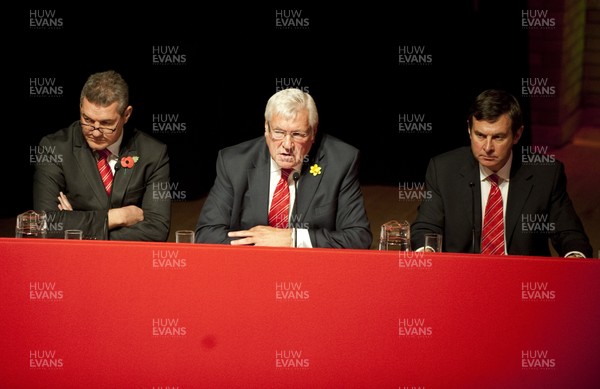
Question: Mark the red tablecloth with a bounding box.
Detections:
[1,238,599,388]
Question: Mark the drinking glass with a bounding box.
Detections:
[378,220,411,251]
[176,230,195,243]
[424,233,443,252]
[15,210,47,239]
[64,229,83,240]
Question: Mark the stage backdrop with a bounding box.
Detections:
[6,3,531,218]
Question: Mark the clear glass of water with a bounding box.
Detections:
[424,233,443,252]
[176,230,195,243]
[378,220,411,251]
[15,210,47,239]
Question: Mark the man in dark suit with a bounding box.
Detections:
[33,70,171,241]
[411,89,592,257]
[195,88,372,249]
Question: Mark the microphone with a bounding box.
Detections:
[292,171,300,248]
[469,181,476,254]
[113,157,120,173]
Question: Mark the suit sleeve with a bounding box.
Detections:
[548,162,593,257]
[410,158,445,249]
[108,143,171,242]
[195,150,235,244]
[33,134,171,241]
[33,136,109,239]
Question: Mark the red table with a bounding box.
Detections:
[1,238,599,388]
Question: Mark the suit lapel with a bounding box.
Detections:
[295,139,326,223]
[111,134,137,207]
[247,144,271,225]
[72,128,108,206]
[458,153,482,252]
[506,158,534,250]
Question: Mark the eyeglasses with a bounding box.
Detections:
[80,116,121,134]
[267,122,311,142]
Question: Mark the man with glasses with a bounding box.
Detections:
[33,70,171,240]
[195,88,372,248]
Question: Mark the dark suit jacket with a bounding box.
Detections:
[33,121,171,241]
[195,133,372,249]
[411,146,592,257]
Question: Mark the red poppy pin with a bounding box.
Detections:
[120,155,139,169]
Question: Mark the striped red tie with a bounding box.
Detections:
[481,174,505,255]
[268,168,292,228]
[97,149,113,196]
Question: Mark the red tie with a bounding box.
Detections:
[481,174,505,255]
[97,149,113,196]
[268,168,292,228]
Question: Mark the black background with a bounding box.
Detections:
[6,2,529,218]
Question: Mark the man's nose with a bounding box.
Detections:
[483,137,494,151]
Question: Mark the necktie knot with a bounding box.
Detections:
[97,149,111,160]
[281,168,292,180]
[488,174,500,186]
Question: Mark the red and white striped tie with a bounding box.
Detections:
[268,169,292,228]
[97,149,113,196]
[481,174,505,255]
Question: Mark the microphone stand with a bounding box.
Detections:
[292,172,300,248]
[470,181,476,254]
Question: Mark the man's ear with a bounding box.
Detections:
[513,126,524,144]
[123,106,133,124]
